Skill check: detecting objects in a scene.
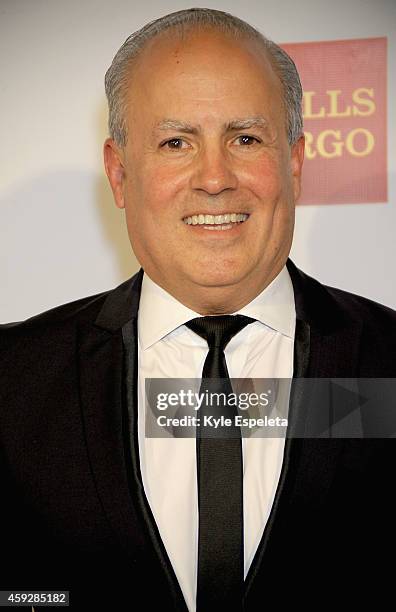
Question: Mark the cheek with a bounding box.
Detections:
[241,155,286,200]
[127,162,187,217]
[245,156,294,241]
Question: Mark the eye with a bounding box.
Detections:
[161,138,189,150]
[234,135,261,146]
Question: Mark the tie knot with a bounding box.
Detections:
[185,314,255,350]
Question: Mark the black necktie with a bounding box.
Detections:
[185,315,255,612]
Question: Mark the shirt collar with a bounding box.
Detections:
[138,266,295,350]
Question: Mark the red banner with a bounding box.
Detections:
[282,37,387,205]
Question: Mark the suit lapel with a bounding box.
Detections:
[244,260,363,603]
[78,269,188,610]
[78,320,147,557]
[77,270,145,558]
[121,318,189,610]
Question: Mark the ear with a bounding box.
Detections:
[290,134,305,202]
[103,138,126,209]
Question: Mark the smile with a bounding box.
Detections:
[183,213,249,228]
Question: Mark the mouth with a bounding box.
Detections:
[182,212,249,231]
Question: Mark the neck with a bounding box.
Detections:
[146,265,284,315]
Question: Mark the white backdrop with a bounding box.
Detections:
[1,0,395,322]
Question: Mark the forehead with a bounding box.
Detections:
[126,27,283,119]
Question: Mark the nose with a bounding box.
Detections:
[190,143,238,195]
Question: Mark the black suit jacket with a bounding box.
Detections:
[1,260,396,610]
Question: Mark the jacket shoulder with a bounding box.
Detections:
[1,289,109,333]
[324,282,396,329]
[307,270,396,375]
[287,260,396,375]
[0,276,139,410]
[0,274,138,348]
[326,284,396,374]
[288,259,396,330]
[0,292,106,380]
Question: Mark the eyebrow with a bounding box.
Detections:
[155,119,199,135]
[153,116,269,134]
[226,117,269,131]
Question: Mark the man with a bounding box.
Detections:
[1,8,395,611]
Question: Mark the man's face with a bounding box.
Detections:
[105,29,304,311]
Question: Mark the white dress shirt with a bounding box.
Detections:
[137,266,295,611]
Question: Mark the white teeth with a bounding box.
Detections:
[183,213,248,225]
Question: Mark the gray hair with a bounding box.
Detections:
[104,7,303,148]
